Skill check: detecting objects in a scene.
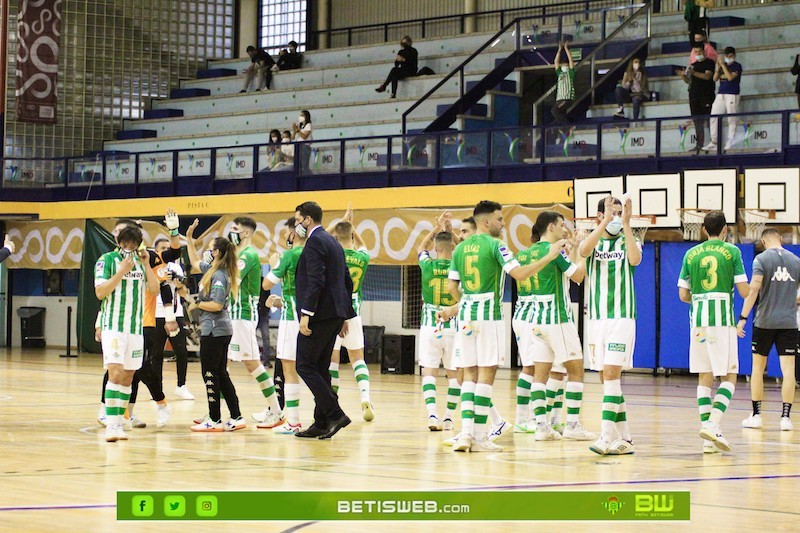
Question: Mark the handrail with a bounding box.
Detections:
[401,2,647,134]
[2,109,794,191]
[314,0,632,48]
[530,1,651,126]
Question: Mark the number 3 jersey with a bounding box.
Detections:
[514,242,577,325]
[345,247,370,316]
[678,238,747,327]
[449,233,519,321]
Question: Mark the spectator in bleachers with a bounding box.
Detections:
[613,58,650,120]
[292,110,313,172]
[688,30,717,65]
[684,0,714,38]
[269,130,295,171]
[276,41,302,71]
[551,41,575,125]
[375,36,418,99]
[265,129,282,168]
[792,54,800,108]
[704,47,741,152]
[241,45,276,93]
[676,43,715,155]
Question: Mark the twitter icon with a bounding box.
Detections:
[164,495,186,517]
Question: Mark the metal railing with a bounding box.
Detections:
[402,2,649,134]
[3,110,797,192]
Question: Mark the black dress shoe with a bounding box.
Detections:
[295,424,327,438]
[319,415,351,439]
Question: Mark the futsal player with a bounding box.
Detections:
[678,211,749,453]
[736,228,800,431]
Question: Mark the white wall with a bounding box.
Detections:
[11,296,78,349]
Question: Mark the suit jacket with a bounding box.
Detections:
[296,226,356,323]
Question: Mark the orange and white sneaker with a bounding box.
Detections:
[224,417,247,432]
[273,421,302,434]
[256,411,285,429]
[191,417,224,432]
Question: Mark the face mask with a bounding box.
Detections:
[285,237,294,249]
[119,248,136,260]
[228,231,241,246]
[561,66,569,73]
[606,216,623,236]
[294,220,308,238]
[282,137,290,143]
[695,54,704,62]
[632,63,639,71]
[298,117,304,125]
[724,57,734,65]
[203,250,214,264]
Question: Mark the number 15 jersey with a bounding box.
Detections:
[678,238,747,327]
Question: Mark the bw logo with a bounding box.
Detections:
[771,266,796,282]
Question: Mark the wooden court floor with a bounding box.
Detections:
[0,347,798,532]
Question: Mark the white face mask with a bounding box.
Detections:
[294,220,308,238]
[298,117,304,125]
[561,66,569,73]
[632,63,640,71]
[119,248,136,260]
[695,54,705,62]
[724,57,734,65]
[228,231,241,246]
[203,250,214,264]
[606,216,623,236]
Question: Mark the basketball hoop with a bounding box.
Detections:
[571,216,654,242]
[677,208,710,241]
[739,208,776,242]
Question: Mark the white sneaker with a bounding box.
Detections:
[121,418,133,432]
[589,437,612,455]
[105,424,119,442]
[116,425,128,441]
[607,439,635,455]
[362,401,375,422]
[98,405,107,427]
[742,414,762,429]
[174,385,195,400]
[191,418,224,432]
[273,421,302,434]
[513,420,536,434]
[255,411,284,429]
[193,413,209,425]
[702,142,717,151]
[699,425,732,452]
[224,416,247,432]
[157,404,171,428]
[535,423,562,441]
[563,422,595,441]
[443,432,461,446]
[453,433,473,452]
[442,418,454,431]
[252,408,270,423]
[471,439,503,453]
[780,417,794,431]
[703,441,720,454]
[428,415,443,431]
[488,420,511,442]
[551,422,565,435]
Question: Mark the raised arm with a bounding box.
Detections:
[417,211,448,255]
[508,239,567,281]
[163,208,182,251]
[621,198,642,267]
[185,218,202,274]
[579,196,614,258]
[554,42,563,69]
[565,41,574,69]
[139,249,160,294]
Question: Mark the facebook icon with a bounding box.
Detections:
[132,495,154,517]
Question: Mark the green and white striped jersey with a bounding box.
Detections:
[94,250,146,334]
[418,250,457,329]
[585,235,640,320]
[345,247,370,315]
[230,246,261,322]
[678,239,747,327]
[514,242,577,325]
[266,246,303,321]
[449,233,519,321]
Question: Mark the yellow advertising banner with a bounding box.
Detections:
[3,204,573,269]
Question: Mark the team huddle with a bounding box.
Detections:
[91,200,798,452]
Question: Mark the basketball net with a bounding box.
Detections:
[739,208,775,242]
[572,216,652,242]
[678,209,708,241]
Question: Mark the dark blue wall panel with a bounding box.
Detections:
[633,243,656,369]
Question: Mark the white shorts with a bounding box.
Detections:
[276,319,299,362]
[334,315,365,351]
[102,331,144,371]
[454,320,506,368]
[690,326,739,376]
[528,322,583,367]
[228,320,260,361]
[587,318,636,371]
[418,326,456,370]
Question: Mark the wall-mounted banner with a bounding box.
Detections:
[15,0,62,124]
[3,204,572,269]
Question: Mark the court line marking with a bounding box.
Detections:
[0,395,12,401]
[0,504,114,512]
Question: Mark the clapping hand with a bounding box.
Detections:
[3,234,14,253]
[622,196,633,226]
[187,218,200,240]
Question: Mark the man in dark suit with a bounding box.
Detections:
[293,201,356,439]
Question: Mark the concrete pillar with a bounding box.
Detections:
[317,0,330,50]
[237,0,259,56]
[465,0,477,34]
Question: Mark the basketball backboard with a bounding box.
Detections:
[572,176,623,219]
[743,167,800,224]
[624,173,681,228]
[682,168,737,223]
